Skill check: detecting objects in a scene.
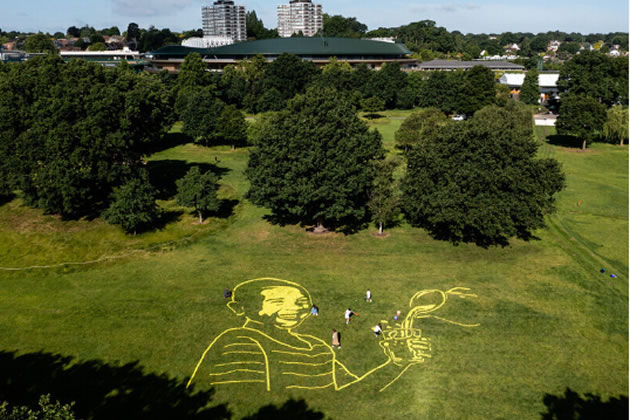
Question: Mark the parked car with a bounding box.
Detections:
[452,114,465,121]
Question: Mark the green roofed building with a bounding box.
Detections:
[145,37,414,72]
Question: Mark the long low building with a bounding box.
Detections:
[146,37,415,72]
[412,59,524,72]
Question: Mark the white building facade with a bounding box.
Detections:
[202,0,246,42]
[277,0,323,38]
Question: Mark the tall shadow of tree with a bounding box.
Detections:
[144,131,194,155]
[146,160,230,200]
[242,399,326,420]
[541,388,628,419]
[0,350,230,420]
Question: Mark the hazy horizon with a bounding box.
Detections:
[3,0,628,36]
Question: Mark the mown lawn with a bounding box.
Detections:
[0,113,627,419]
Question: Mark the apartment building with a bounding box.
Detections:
[202,0,246,42]
[277,0,323,38]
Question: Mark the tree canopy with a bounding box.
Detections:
[402,102,565,247]
[24,33,56,53]
[556,94,608,150]
[519,68,540,105]
[0,56,173,218]
[603,105,629,146]
[246,87,384,231]
[103,175,160,234]
[176,166,220,223]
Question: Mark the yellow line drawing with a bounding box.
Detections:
[279,360,331,367]
[215,361,264,367]
[224,343,259,348]
[186,278,480,393]
[377,286,480,390]
[271,350,330,358]
[282,371,333,377]
[286,383,334,390]
[208,369,265,376]
[210,380,265,386]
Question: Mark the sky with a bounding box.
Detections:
[2,0,628,36]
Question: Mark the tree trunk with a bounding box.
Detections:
[621,136,624,146]
[581,139,587,151]
[199,211,203,224]
[232,144,236,151]
[378,222,383,235]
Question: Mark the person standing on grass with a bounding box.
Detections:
[345,308,353,324]
[366,289,372,303]
[373,323,382,337]
[332,328,341,349]
[311,304,319,316]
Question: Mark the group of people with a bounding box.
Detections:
[308,288,392,350]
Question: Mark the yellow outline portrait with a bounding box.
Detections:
[186,278,433,392]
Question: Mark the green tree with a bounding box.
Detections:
[176,166,220,223]
[255,87,284,113]
[0,394,77,420]
[360,96,385,116]
[245,10,278,39]
[520,68,540,105]
[87,42,106,51]
[175,52,214,94]
[67,26,81,37]
[219,65,248,107]
[557,51,628,107]
[368,158,401,235]
[395,108,447,152]
[0,56,173,218]
[419,71,463,115]
[319,14,367,38]
[556,94,607,150]
[365,62,407,109]
[402,104,565,247]
[103,175,160,235]
[24,33,56,53]
[126,22,140,42]
[218,105,247,149]
[458,65,496,115]
[178,88,225,146]
[246,87,384,231]
[262,53,319,102]
[603,105,629,145]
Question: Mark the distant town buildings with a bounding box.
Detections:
[277,0,323,38]
[202,0,246,42]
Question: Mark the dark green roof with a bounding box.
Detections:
[148,38,411,58]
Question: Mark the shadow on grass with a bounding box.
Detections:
[364,113,385,120]
[216,199,240,219]
[541,388,628,419]
[0,350,230,420]
[262,213,368,235]
[146,160,230,200]
[547,134,581,149]
[0,193,15,206]
[145,131,194,155]
[242,399,325,420]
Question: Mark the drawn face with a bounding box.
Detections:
[258,286,311,328]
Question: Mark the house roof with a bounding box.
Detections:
[147,37,411,58]
[417,59,524,71]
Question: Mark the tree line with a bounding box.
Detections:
[2,48,626,243]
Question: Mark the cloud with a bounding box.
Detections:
[112,0,198,17]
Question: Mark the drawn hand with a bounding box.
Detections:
[380,329,431,367]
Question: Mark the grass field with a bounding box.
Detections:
[0,112,627,419]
